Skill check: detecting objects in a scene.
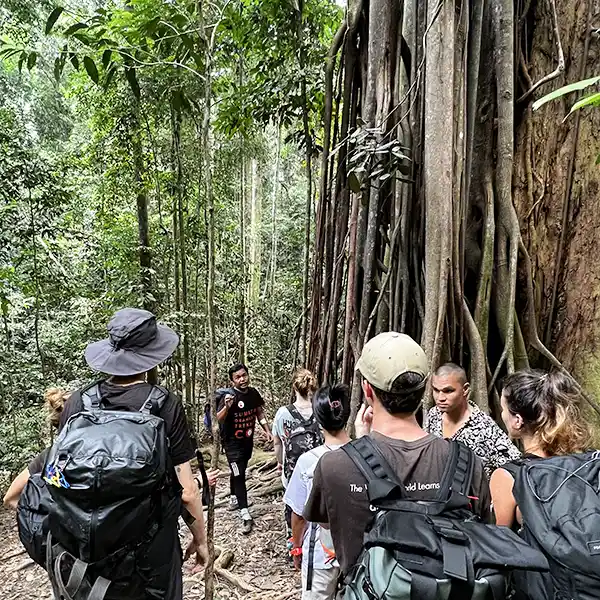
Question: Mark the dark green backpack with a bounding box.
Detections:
[341,437,549,600]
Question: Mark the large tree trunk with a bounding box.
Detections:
[308,0,599,412]
[513,0,600,398]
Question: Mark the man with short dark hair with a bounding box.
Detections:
[217,363,272,534]
[427,362,520,478]
[304,332,491,576]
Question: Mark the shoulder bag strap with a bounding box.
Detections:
[305,523,318,592]
[81,384,101,411]
[437,441,474,506]
[140,385,168,415]
[342,436,408,503]
[286,404,306,424]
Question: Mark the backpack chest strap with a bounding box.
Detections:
[429,516,471,582]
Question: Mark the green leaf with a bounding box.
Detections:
[596,154,600,166]
[348,167,366,193]
[45,7,64,35]
[125,66,140,99]
[64,23,88,36]
[533,76,600,111]
[83,56,98,83]
[348,171,361,193]
[101,49,112,69]
[568,92,600,115]
[17,51,26,72]
[27,52,37,70]
[69,53,79,70]
[0,47,22,60]
[72,33,92,45]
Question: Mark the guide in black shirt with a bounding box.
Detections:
[217,363,272,534]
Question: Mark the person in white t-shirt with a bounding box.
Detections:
[284,384,351,600]
[273,368,319,486]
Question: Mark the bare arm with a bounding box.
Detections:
[490,468,517,528]
[256,406,272,440]
[217,395,233,424]
[3,468,30,510]
[291,511,307,570]
[273,435,283,465]
[176,461,208,569]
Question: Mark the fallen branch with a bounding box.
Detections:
[254,480,284,498]
[8,558,35,573]
[215,567,257,593]
[215,549,234,570]
[0,548,26,563]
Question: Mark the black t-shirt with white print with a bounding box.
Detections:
[217,386,264,450]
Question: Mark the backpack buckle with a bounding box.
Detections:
[430,518,468,544]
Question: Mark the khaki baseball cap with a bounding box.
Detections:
[355,332,428,392]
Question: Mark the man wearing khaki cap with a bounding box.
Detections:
[303,332,491,578]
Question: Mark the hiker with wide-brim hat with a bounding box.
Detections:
[84,308,180,376]
[54,308,209,600]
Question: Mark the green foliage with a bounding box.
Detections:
[0,0,341,474]
[532,76,600,111]
[533,75,600,164]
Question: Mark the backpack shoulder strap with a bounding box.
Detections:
[342,436,407,502]
[140,385,169,415]
[501,461,520,479]
[437,441,475,504]
[81,384,102,411]
[502,456,536,479]
[286,404,307,423]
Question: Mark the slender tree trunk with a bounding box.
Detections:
[264,125,281,300]
[248,158,262,308]
[172,110,193,410]
[298,0,312,367]
[28,186,46,381]
[132,112,153,313]
[198,4,221,598]
[239,141,247,363]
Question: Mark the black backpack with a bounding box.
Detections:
[42,383,175,600]
[341,437,549,600]
[505,452,600,600]
[214,387,234,440]
[282,405,323,481]
[17,471,52,567]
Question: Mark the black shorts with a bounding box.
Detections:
[223,441,254,465]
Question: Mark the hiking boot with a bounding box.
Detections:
[241,517,253,535]
[228,496,239,511]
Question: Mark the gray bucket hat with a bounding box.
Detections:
[85,308,179,376]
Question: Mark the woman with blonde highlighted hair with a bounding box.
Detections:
[273,368,322,559]
[3,387,69,509]
[273,368,320,486]
[491,369,592,528]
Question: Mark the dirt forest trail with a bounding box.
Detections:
[0,450,300,600]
